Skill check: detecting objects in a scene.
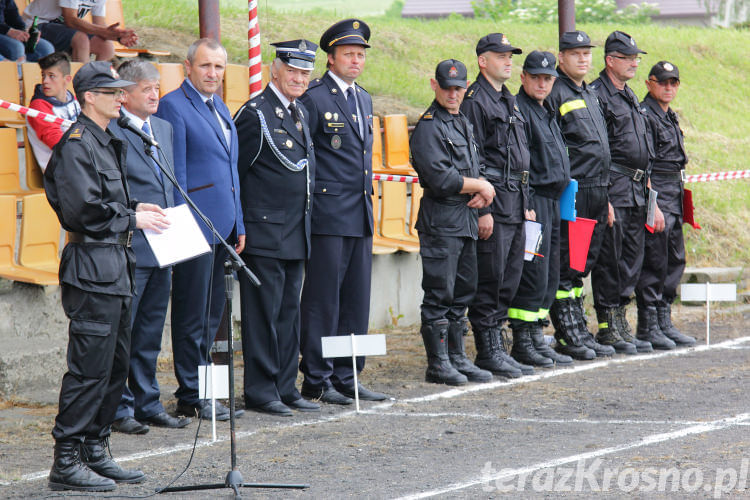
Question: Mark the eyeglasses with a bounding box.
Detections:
[90,89,125,98]
[610,55,641,63]
[649,78,680,87]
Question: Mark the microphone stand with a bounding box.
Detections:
[136,135,308,497]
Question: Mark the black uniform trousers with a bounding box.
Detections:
[636,211,685,306]
[467,220,524,330]
[591,205,646,308]
[299,234,372,390]
[52,285,132,441]
[171,243,229,406]
[116,266,171,421]
[559,186,609,299]
[419,233,477,324]
[509,195,560,320]
[240,255,304,406]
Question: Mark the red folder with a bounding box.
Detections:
[683,188,701,229]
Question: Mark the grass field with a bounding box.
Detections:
[125,1,750,267]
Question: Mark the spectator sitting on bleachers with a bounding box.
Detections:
[0,0,53,62]
[22,0,137,62]
[26,51,80,171]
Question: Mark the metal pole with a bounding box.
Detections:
[198,0,221,41]
[558,0,575,36]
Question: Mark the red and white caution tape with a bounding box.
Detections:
[685,170,750,183]
[0,98,73,128]
[373,173,419,183]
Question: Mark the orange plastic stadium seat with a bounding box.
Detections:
[66,62,83,95]
[0,195,58,285]
[104,0,169,57]
[409,182,423,237]
[382,114,413,175]
[0,127,26,195]
[224,64,250,117]
[22,127,44,190]
[21,63,42,106]
[372,115,383,170]
[19,192,60,273]
[0,61,24,126]
[380,180,419,248]
[14,0,27,12]
[158,63,184,98]
[370,181,398,255]
[372,181,418,253]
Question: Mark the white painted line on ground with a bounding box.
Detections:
[12,335,750,485]
[367,410,705,427]
[397,413,750,499]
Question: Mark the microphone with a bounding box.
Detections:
[117,115,159,148]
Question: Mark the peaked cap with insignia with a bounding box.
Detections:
[271,39,318,70]
[320,18,371,53]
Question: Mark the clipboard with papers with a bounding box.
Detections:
[143,204,211,267]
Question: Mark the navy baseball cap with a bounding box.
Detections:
[272,39,317,70]
[476,33,522,56]
[435,59,468,89]
[604,30,646,55]
[73,61,134,95]
[649,60,680,81]
[559,30,595,50]
[523,51,558,77]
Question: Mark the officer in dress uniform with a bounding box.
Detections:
[410,59,495,386]
[233,39,321,416]
[44,62,169,492]
[635,61,696,347]
[460,33,534,378]
[509,51,580,365]
[590,31,663,354]
[547,31,616,359]
[298,19,388,404]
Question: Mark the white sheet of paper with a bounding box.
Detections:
[143,204,211,267]
[646,188,658,228]
[524,220,543,262]
[198,364,229,399]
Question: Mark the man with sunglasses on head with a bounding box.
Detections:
[590,31,671,355]
[635,61,696,348]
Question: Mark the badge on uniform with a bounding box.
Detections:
[275,107,284,119]
[331,134,342,149]
[285,139,293,148]
[324,112,332,120]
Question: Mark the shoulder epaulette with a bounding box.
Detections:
[355,82,369,94]
[421,112,433,121]
[307,78,324,90]
[68,124,84,140]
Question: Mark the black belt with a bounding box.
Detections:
[576,176,610,188]
[484,167,529,184]
[68,231,133,247]
[650,169,686,182]
[610,163,645,182]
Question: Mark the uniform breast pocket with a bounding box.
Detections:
[314,180,342,196]
[610,109,635,137]
[273,132,296,150]
[244,207,285,251]
[99,168,122,189]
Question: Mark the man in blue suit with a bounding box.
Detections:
[108,60,191,434]
[155,38,245,421]
[298,19,388,404]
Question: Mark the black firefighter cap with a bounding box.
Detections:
[649,60,680,81]
[523,51,558,77]
[319,18,370,53]
[435,59,468,89]
[272,39,317,70]
[604,30,647,55]
[73,61,134,96]
[559,30,595,50]
[476,33,522,56]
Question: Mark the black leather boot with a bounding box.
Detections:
[530,320,575,364]
[595,307,637,355]
[81,437,146,483]
[573,296,615,357]
[421,320,468,386]
[510,321,553,367]
[550,299,594,361]
[616,305,652,353]
[448,318,493,382]
[495,325,534,375]
[473,327,522,378]
[656,303,696,346]
[636,306,676,350]
[48,439,116,492]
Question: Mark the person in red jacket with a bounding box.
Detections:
[26,52,80,171]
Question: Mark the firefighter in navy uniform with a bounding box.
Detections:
[547,31,616,359]
[297,19,389,404]
[635,61,696,347]
[460,33,533,378]
[410,59,495,385]
[44,62,169,492]
[508,51,582,365]
[590,31,668,354]
[234,39,321,416]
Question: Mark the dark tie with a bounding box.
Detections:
[288,102,303,133]
[206,98,223,126]
[346,87,362,138]
[141,121,161,179]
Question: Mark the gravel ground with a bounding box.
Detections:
[0,303,748,499]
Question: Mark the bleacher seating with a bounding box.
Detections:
[22,127,44,190]
[0,194,58,285]
[104,0,170,57]
[0,127,36,195]
[157,63,184,98]
[382,114,413,174]
[19,192,61,273]
[0,61,24,126]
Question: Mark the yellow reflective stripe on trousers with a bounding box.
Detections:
[559,99,586,117]
[537,308,549,320]
[572,287,584,298]
[598,322,608,329]
[508,308,540,322]
[556,289,574,299]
